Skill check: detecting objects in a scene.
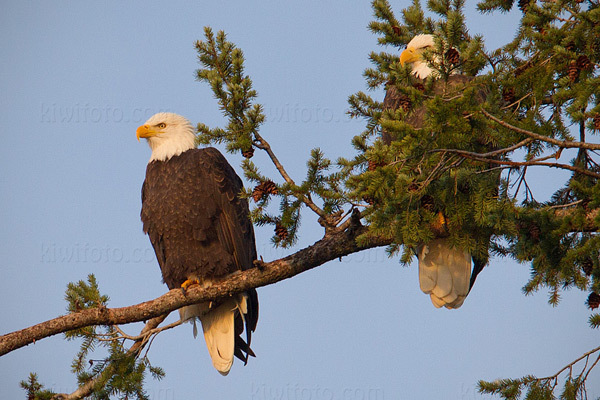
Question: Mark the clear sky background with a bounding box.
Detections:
[1,1,598,399]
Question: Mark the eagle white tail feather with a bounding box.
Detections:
[417,239,471,309]
[179,294,248,376]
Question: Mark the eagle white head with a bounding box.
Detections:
[136,112,196,162]
[400,34,436,79]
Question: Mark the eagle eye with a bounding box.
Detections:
[157,123,167,129]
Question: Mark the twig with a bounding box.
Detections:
[436,148,600,179]
[537,345,600,382]
[252,131,331,224]
[481,108,600,151]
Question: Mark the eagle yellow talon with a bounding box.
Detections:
[181,278,200,293]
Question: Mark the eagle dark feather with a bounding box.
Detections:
[141,146,258,366]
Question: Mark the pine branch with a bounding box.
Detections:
[0,223,388,357]
[51,314,171,400]
[252,130,331,225]
[440,149,600,179]
[481,109,600,151]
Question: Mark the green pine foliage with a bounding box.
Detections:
[195,28,347,247]
[23,275,164,400]
[20,373,55,400]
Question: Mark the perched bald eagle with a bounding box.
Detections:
[384,34,485,309]
[137,112,258,375]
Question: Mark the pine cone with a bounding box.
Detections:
[252,180,278,202]
[576,55,592,71]
[368,160,386,171]
[408,180,419,192]
[398,94,412,112]
[528,223,541,242]
[241,147,255,159]
[392,26,402,36]
[362,195,375,206]
[593,114,600,131]
[274,221,288,240]
[586,292,600,310]
[413,83,425,91]
[581,258,594,276]
[445,48,460,65]
[503,87,516,104]
[568,60,580,82]
[518,0,532,13]
[565,41,576,52]
[420,195,435,211]
[262,180,278,195]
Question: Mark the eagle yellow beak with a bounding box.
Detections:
[136,124,156,141]
[400,47,420,66]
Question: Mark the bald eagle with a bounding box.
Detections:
[384,34,485,309]
[137,112,258,375]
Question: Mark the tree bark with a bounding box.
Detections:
[0,224,389,357]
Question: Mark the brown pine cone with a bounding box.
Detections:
[262,180,278,195]
[576,55,592,71]
[586,292,600,310]
[568,60,580,82]
[445,48,460,65]
[398,94,412,112]
[275,221,289,240]
[420,195,435,211]
[241,147,255,159]
[252,180,278,202]
[413,83,425,92]
[518,0,531,13]
[407,180,419,192]
[565,41,576,52]
[529,223,541,242]
[362,195,375,206]
[503,87,516,104]
[593,114,600,131]
[581,258,594,276]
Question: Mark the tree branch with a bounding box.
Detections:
[52,314,171,400]
[0,224,389,357]
[481,108,600,151]
[253,131,331,222]
[437,148,600,179]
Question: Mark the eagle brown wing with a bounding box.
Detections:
[141,147,258,357]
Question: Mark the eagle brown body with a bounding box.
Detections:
[137,113,258,374]
[141,147,257,288]
[383,35,489,308]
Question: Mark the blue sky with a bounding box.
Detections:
[1,1,598,399]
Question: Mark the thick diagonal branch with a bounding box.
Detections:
[0,224,388,357]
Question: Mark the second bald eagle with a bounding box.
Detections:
[383,34,486,309]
